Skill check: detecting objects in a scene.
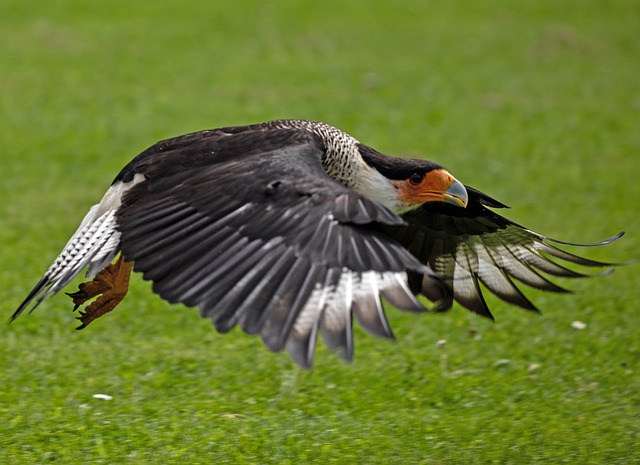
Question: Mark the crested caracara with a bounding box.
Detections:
[11,120,623,367]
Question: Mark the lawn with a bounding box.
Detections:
[1,0,639,463]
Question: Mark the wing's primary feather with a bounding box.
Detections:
[390,186,622,318]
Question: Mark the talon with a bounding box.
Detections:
[67,291,88,311]
[66,255,133,328]
[66,290,88,300]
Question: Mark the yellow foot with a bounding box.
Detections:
[66,255,133,329]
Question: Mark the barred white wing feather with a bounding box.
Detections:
[285,270,422,368]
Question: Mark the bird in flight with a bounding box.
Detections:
[10,120,623,367]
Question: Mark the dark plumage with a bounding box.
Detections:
[11,119,623,367]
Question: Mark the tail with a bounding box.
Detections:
[10,205,121,322]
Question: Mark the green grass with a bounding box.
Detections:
[1,0,639,463]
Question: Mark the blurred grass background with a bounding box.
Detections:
[1,0,638,463]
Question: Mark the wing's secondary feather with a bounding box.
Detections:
[115,127,427,366]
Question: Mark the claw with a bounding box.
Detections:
[67,290,90,311]
[67,292,87,312]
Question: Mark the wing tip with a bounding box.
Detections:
[545,230,625,248]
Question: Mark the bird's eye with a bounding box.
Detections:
[409,173,424,185]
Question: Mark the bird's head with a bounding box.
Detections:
[357,143,468,214]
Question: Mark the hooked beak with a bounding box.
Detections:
[442,177,468,208]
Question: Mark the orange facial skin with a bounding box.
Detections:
[395,169,468,208]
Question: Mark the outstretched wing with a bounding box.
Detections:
[116,127,427,367]
[388,186,622,318]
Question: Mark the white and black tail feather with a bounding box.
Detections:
[9,178,141,321]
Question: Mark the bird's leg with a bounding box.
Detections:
[66,255,133,329]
